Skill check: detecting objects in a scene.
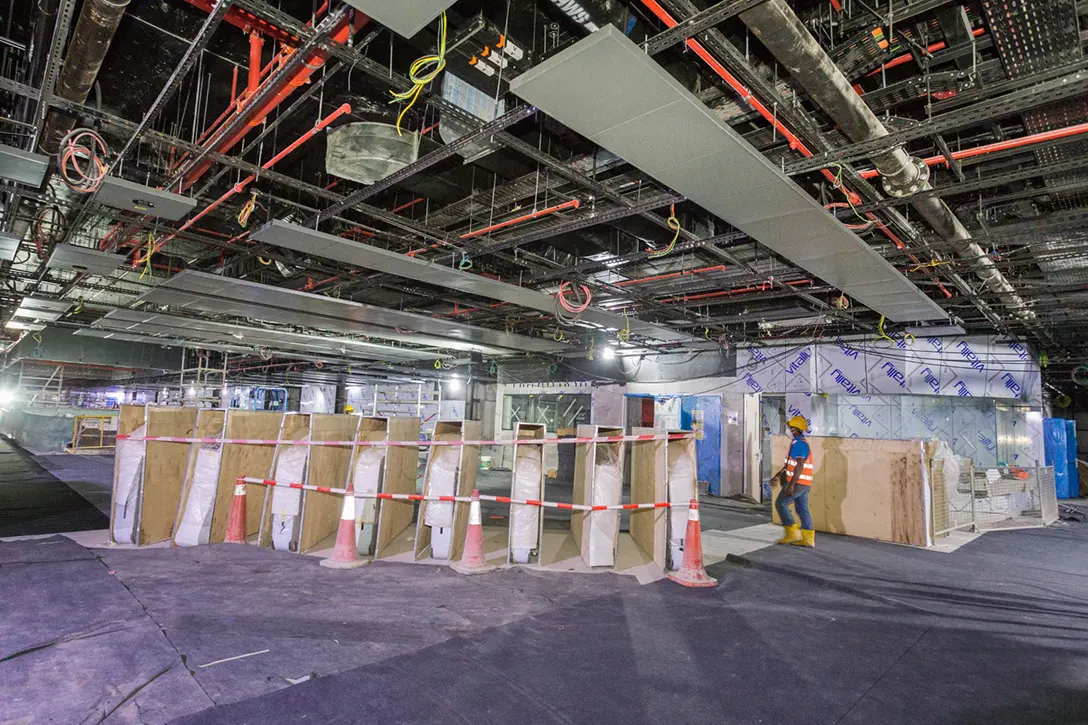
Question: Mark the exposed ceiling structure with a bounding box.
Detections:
[0,0,1085,390]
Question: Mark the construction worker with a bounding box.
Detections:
[345,404,354,415]
[774,415,815,547]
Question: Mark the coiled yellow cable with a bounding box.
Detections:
[389,13,447,136]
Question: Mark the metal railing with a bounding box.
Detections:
[69,415,117,452]
[933,456,1058,537]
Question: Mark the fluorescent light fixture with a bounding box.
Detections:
[0,389,15,405]
[448,377,462,390]
[758,315,833,330]
[6,320,46,331]
[905,324,967,337]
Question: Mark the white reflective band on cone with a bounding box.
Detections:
[688,506,699,521]
[340,494,356,520]
[234,484,246,496]
[469,500,481,526]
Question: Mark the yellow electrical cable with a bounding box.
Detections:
[876,315,895,345]
[32,332,43,344]
[617,309,631,344]
[649,206,681,258]
[389,13,447,136]
[139,233,154,279]
[434,358,442,369]
[238,191,259,228]
[553,328,565,342]
[257,256,272,265]
[908,259,952,273]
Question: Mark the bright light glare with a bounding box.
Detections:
[602,346,616,360]
[448,378,462,390]
[187,386,196,396]
[0,389,14,405]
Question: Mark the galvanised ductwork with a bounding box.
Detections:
[38,0,131,155]
[739,0,1032,320]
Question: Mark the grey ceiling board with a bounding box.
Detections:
[95,309,437,362]
[6,320,46,331]
[96,176,197,220]
[341,0,457,38]
[18,297,72,313]
[138,271,565,354]
[511,26,947,323]
[47,244,126,276]
[0,233,19,262]
[74,328,252,355]
[251,220,695,342]
[0,143,49,187]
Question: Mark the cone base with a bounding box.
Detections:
[668,569,718,588]
[450,560,496,575]
[319,557,369,569]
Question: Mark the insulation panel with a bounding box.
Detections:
[341,0,457,38]
[511,26,946,322]
[0,143,49,186]
[252,220,694,342]
[0,233,20,262]
[47,244,126,276]
[96,176,197,220]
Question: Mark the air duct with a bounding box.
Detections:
[738,0,1031,320]
[38,0,131,155]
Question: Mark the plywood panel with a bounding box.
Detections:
[375,417,420,559]
[172,409,226,546]
[630,426,666,570]
[138,407,198,544]
[770,435,928,546]
[298,414,358,552]
[209,411,285,543]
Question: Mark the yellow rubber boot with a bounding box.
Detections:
[791,529,816,548]
[776,524,801,545]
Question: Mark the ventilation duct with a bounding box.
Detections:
[325,123,420,185]
[738,0,1031,321]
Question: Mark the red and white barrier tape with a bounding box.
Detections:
[116,432,693,447]
[237,476,679,512]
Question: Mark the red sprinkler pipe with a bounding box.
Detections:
[143,104,351,258]
[459,199,581,240]
[660,279,813,304]
[858,121,1088,179]
[180,12,368,191]
[638,0,952,299]
[247,32,264,95]
[615,265,728,286]
[867,28,986,76]
[407,199,582,257]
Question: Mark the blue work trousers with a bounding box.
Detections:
[775,484,812,530]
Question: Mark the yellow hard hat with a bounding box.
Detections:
[345,404,354,414]
[787,415,808,433]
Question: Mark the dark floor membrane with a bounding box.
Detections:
[0,439,110,536]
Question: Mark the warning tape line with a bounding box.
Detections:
[238,476,679,512]
[116,433,693,447]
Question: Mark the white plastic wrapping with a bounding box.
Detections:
[667,451,696,568]
[174,443,222,546]
[352,447,385,554]
[586,447,622,567]
[510,445,543,561]
[112,424,146,544]
[424,447,458,527]
[270,436,310,551]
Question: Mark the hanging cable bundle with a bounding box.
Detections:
[389,12,447,135]
[57,128,110,193]
[237,190,260,228]
[555,280,591,326]
[617,309,631,344]
[648,205,681,258]
[32,204,66,260]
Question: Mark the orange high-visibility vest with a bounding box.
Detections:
[783,451,814,486]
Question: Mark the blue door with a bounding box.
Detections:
[680,395,722,496]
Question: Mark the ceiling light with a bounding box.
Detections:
[448,377,462,391]
[601,346,616,360]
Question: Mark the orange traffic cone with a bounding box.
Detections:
[320,485,368,569]
[223,476,248,544]
[451,490,495,575]
[667,499,718,588]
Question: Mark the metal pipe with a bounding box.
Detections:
[859,121,1088,178]
[247,31,263,95]
[738,0,1031,319]
[38,0,131,154]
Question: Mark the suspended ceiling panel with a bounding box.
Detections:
[47,244,126,276]
[341,0,457,38]
[252,220,694,342]
[0,233,20,262]
[13,297,71,322]
[136,271,566,355]
[94,309,437,363]
[0,143,49,187]
[96,176,197,220]
[510,26,946,322]
[74,328,251,355]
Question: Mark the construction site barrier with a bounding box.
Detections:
[236,476,681,513]
[116,432,695,447]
